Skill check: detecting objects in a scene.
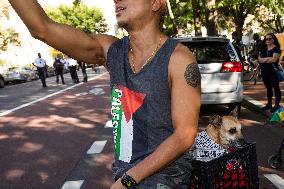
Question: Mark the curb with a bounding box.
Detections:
[242,95,272,118]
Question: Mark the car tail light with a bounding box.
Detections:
[220,62,243,73]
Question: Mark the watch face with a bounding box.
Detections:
[121,174,136,189]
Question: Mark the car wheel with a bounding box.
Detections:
[0,78,5,88]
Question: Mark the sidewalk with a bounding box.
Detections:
[243,80,284,117]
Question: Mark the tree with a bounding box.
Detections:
[162,0,194,36]
[46,4,108,34]
[0,1,21,52]
[203,0,218,36]
[257,0,284,33]
[192,0,202,36]
[217,0,260,38]
[0,28,20,51]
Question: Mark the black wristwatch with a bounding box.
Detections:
[121,173,138,189]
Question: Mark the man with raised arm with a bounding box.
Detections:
[8,0,201,188]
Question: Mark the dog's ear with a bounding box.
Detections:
[209,115,222,128]
[228,107,238,118]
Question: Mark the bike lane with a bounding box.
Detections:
[0,73,114,189]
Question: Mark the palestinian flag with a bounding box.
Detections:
[111,85,145,162]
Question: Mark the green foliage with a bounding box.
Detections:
[46,4,108,34]
[0,2,21,52]
[257,0,284,33]
[0,27,21,51]
[0,59,7,67]
[216,0,260,37]
[162,0,194,36]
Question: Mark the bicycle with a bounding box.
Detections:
[243,57,261,85]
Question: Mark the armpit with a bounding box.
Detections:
[184,63,201,88]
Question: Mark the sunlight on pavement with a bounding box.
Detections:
[5,169,25,180]
[18,142,43,153]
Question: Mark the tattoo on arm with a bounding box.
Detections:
[184,63,201,88]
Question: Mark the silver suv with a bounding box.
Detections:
[177,36,243,110]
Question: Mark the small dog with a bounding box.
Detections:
[192,108,246,161]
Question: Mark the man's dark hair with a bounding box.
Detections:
[253,33,260,40]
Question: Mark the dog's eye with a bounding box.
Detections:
[229,128,237,134]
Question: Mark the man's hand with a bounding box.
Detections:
[110,178,125,189]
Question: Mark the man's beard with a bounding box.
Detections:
[117,20,129,29]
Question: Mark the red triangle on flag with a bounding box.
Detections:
[120,86,146,123]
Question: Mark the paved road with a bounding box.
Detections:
[0,69,284,189]
[0,68,102,115]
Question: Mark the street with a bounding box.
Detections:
[0,68,284,189]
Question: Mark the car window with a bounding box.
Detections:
[182,41,237,64]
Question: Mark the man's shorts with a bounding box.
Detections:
[137,174,189,189]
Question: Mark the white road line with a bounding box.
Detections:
[243,95,264,107]
[105,120,113,128]
[0,73,107,117]
[264,174,284,189]
[86,140,107,154]
[61,180,84,189]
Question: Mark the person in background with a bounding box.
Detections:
[33,53,47,87]
[251,33,263,59]
[66,57,79,84]
[232,31,243,62]
[77,60,88,82]
[53,55,65,84]
[8,0,200,188]
[258,33,281,112]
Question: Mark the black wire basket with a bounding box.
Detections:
[188,143,259,189]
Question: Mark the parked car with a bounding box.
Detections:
[176,36,243,111]
[45,65,55,77]
[20,67,39,81]
[4,66,38,83]
[0,72,5,88]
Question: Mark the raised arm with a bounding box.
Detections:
[8,0,118,66]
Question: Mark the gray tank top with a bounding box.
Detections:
[107,36,193,186]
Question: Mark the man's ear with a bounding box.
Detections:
[152,0,165,12]
[228,107,238,118]
[209,115,222,128]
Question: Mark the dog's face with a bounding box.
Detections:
[207,108,245,149]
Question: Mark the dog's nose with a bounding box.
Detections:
[236,138,247,147]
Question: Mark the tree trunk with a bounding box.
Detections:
[192,0,202,36]
[165,0,178,35]
[204,0,218,36]
[233,11,245,40]
[275,15,284,33]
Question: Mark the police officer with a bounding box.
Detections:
[66,57,79,84]
[78,60,88,82]
[53,56,65,84]
[33,53,47,87]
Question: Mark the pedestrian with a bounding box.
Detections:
[9,1,201,188]
[53,56,65,84]
[232,31,243,62]
[78,60,88,82]
[33,53,47,88]
[258,33,281,112]
[66,57,79,84]
[251,33,263,59]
